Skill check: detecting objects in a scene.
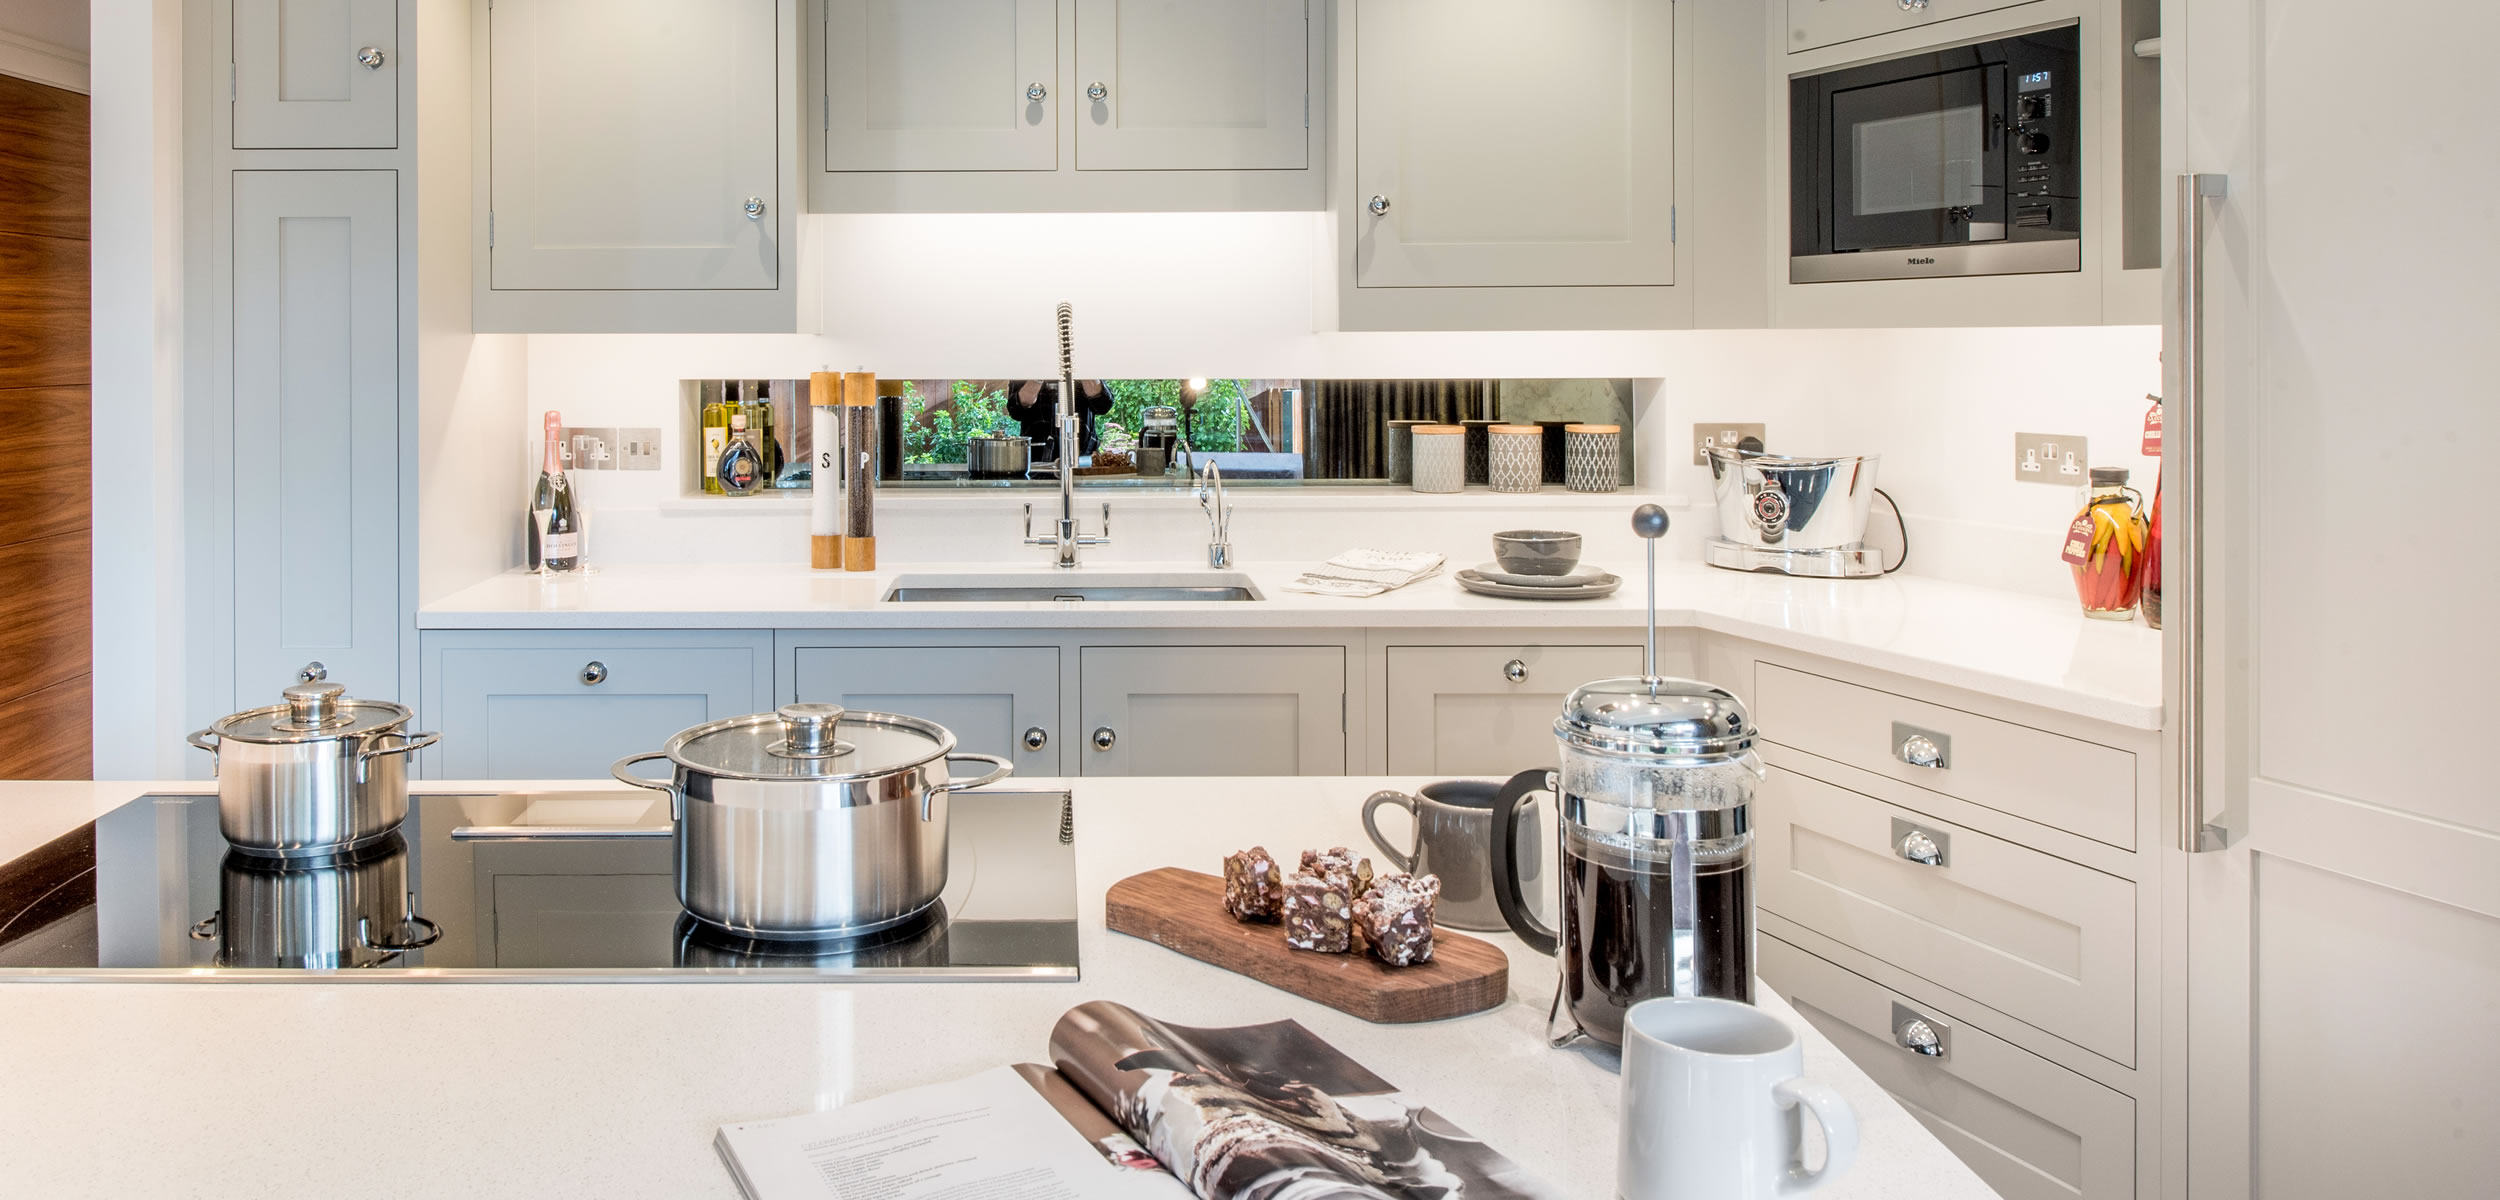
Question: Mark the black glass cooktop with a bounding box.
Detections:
[0,790,1080,981]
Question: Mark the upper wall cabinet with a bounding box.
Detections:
[808,0,1323,212]
[475,0,802,333]
[823,0,1059,172]
[1072,0,1309,172]
[1785,0,2042,54]
[232,0,400,149]
[1334,0,1688,330]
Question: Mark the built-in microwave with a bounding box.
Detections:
[1789,23,2081,283]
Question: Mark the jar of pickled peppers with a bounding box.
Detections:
[2063,467,2149,620]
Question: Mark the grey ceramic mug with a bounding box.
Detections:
[1362,779,1542,932]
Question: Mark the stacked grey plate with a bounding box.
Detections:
[1455,562,1623,600]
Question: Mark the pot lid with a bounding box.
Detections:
[662,704,957,781]
[1556,676,1755,761]
[210,682,412,744]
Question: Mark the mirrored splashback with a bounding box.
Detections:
[678,378,1635,493]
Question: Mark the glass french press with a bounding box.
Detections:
[1489,504,1764,1049]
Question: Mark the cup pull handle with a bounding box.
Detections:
[1892,1001,1952,1060]
[1892,722,1950,769]
[1892,818,1949,868]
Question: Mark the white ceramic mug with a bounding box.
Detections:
[1618,996,1858,1199]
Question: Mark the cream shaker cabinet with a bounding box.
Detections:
[1350,0,1675,290]
[476,0,801,332]
[1078,646,1346,777]
[1071,0,1309,172]
[821,0,1059,172]
[231,0,400,149]
[1382,644,1644,776]
[229,171,402,703]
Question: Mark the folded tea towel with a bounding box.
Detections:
[1281,549,1447,598]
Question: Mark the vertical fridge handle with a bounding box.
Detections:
[2175,173,2227,854]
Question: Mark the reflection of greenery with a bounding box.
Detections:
[1104,379,1249,454]
[902,380,1015,464]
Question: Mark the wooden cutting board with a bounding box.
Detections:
[1105,867,1510,1024]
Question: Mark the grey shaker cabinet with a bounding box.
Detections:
[229,170,402,704]
[821,0,1060,172]
[1382,643,1644,776]
[476,0,801,332]
[1077,645,1346,777]
[231,0,401,149]
[418,630,776,780]
[1072,0,1310,172]
[786,644,1064,777]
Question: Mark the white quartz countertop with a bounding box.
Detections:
[0,777,1997,1200]
[423,560,2162,728]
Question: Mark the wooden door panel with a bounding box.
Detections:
[0,677,90,780]
[0,532,88,702]
[0,231,88,389]
[0,74,90,239]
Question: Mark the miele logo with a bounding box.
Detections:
[1906,256,1937,265]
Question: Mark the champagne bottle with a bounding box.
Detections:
[535,411,581,572]
[719,409,765,495]
[701,383,731,496]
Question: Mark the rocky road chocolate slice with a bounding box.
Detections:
[1282,869,1352,953]
[1222,846,1284,923]
[1355,872,1441,967]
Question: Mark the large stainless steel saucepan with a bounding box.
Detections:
[613,703,1012,941]
[186,682,439,859]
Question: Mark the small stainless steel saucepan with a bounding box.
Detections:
[187,682,439,859]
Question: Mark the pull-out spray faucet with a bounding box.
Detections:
[1021,302,1110,568]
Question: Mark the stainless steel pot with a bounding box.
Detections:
[967,435,1032,479]
[186,682,439,859]
[612,703,1012,941]
[186,834,441,969]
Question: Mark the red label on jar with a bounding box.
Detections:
[2142,403,2163,456]
[2060,514,2097,566]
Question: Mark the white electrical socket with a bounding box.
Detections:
[1694,422,1768,465]
[2013,432,2089,483]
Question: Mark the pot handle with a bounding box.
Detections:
[186,728,218,771]
[610,751,681,822]
[353,730,440,783]
[357,914,444,956]
[924,752,1014,821]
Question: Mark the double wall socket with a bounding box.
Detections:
[2014,432,2089,483]
[1693,422,1768,465]
[560,427,662,472]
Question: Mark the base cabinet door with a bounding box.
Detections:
[1383,644,1643,775]
[487,0,783,291]
[1761,935,2136,1200]
[230,170,400,703]
[1078,646,1345,776]
[822,0,1059,172]
[788,645,1061,776]
[231,0,400,149]
[1072,0,1308,171]
[1352,0,1674,288]
[420,631,774,779]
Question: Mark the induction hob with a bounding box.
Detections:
[0,789,1079,982]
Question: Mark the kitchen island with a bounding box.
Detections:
[0,775,1996,1198]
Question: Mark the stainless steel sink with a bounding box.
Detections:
[882,572,1263,603]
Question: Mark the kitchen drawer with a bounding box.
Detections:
[1761,935,2136,1200]
[790,645,1061,777]
[1757,766,2136,1063]
[420,630,775,780]
[1786,0,2044,54]
[1384,644,1644,775]
[1079,645,1345,776]
[1754,664,2136,850]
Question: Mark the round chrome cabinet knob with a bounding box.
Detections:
[357,46,387,69]
[296,661,328,684]
[1086,82,1107,102]
[1026,82,1048,102]
[1503,659,1528,683]
[580,661,608,686]
[1367,195,1392,216]
[1023,726,1049,751]
[742,196,766,220]
[1091,727,1116,751]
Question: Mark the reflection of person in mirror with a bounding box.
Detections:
[1007,379,1112,465]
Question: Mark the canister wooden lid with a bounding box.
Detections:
[1566,423,1620,434]
[1488,424,1542,434]
[1411,424,1465,435]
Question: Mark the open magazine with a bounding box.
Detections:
[717,1001,1561,1200]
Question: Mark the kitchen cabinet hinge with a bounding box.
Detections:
[1671,206,1677,244]
[487,210,494,248]
[228,63,236,100]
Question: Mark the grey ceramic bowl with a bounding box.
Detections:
[1491,530,1583,576]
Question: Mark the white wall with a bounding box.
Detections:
[0,0,90,93]
[89,0,184,779]
[476,212,2157,601]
